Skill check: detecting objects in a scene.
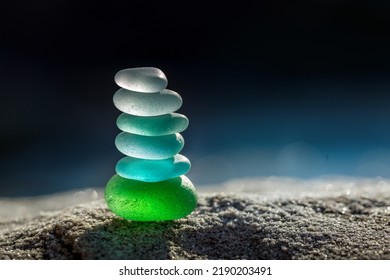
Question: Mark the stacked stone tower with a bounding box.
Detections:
[105,67,197,221]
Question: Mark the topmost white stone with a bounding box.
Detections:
[114,67,168,93]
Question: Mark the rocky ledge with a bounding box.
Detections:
[1,177,390,259]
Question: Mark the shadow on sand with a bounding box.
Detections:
[74,218,175,259]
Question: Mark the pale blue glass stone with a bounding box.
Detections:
[116,112,189,136]
[115,132,184,159]
[116,154,191,182]
[113,88,182,116]
[115,67,167,93]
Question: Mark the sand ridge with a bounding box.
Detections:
[1,178,390,259]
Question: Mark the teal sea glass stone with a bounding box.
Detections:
[115,132,184,159]
[116,154,191,182]
[113,88,182,116]
[115,67,168,93]
[116,112,189,136]
[105,175,197,221]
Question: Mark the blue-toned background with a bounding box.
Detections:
[1,0,390,196]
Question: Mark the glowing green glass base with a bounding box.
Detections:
[105,174,197,221]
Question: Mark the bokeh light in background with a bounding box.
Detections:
[1,0,390,196]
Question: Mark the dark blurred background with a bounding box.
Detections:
[1,0,390,196]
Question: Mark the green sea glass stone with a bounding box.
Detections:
[116,154,191,182]
[113,88,182,116]
[116,112,189,136]
[114,67,167,93]
[105,174,197,221]
[115,132,184,159]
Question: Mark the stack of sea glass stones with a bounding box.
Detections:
[105,67,197,221]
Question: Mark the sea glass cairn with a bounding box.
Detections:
[105,67,197,221]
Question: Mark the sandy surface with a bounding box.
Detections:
[1,176,390,259]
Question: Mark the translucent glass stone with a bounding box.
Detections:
[116,112,189,136]
[105,175,197,221]
[113,88,182,116]
[115,132,184,159]
[114,67,168,93]
[116,154,191,182]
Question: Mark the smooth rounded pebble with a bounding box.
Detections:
[115,132,184,160]
[105,175,197,221]
[114,67,167,93]
[116,154,191,182]
[113,88,182,116]
[116,113,189,136]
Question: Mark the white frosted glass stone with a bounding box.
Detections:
[113,88,182,116]
[114,67,167,93]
